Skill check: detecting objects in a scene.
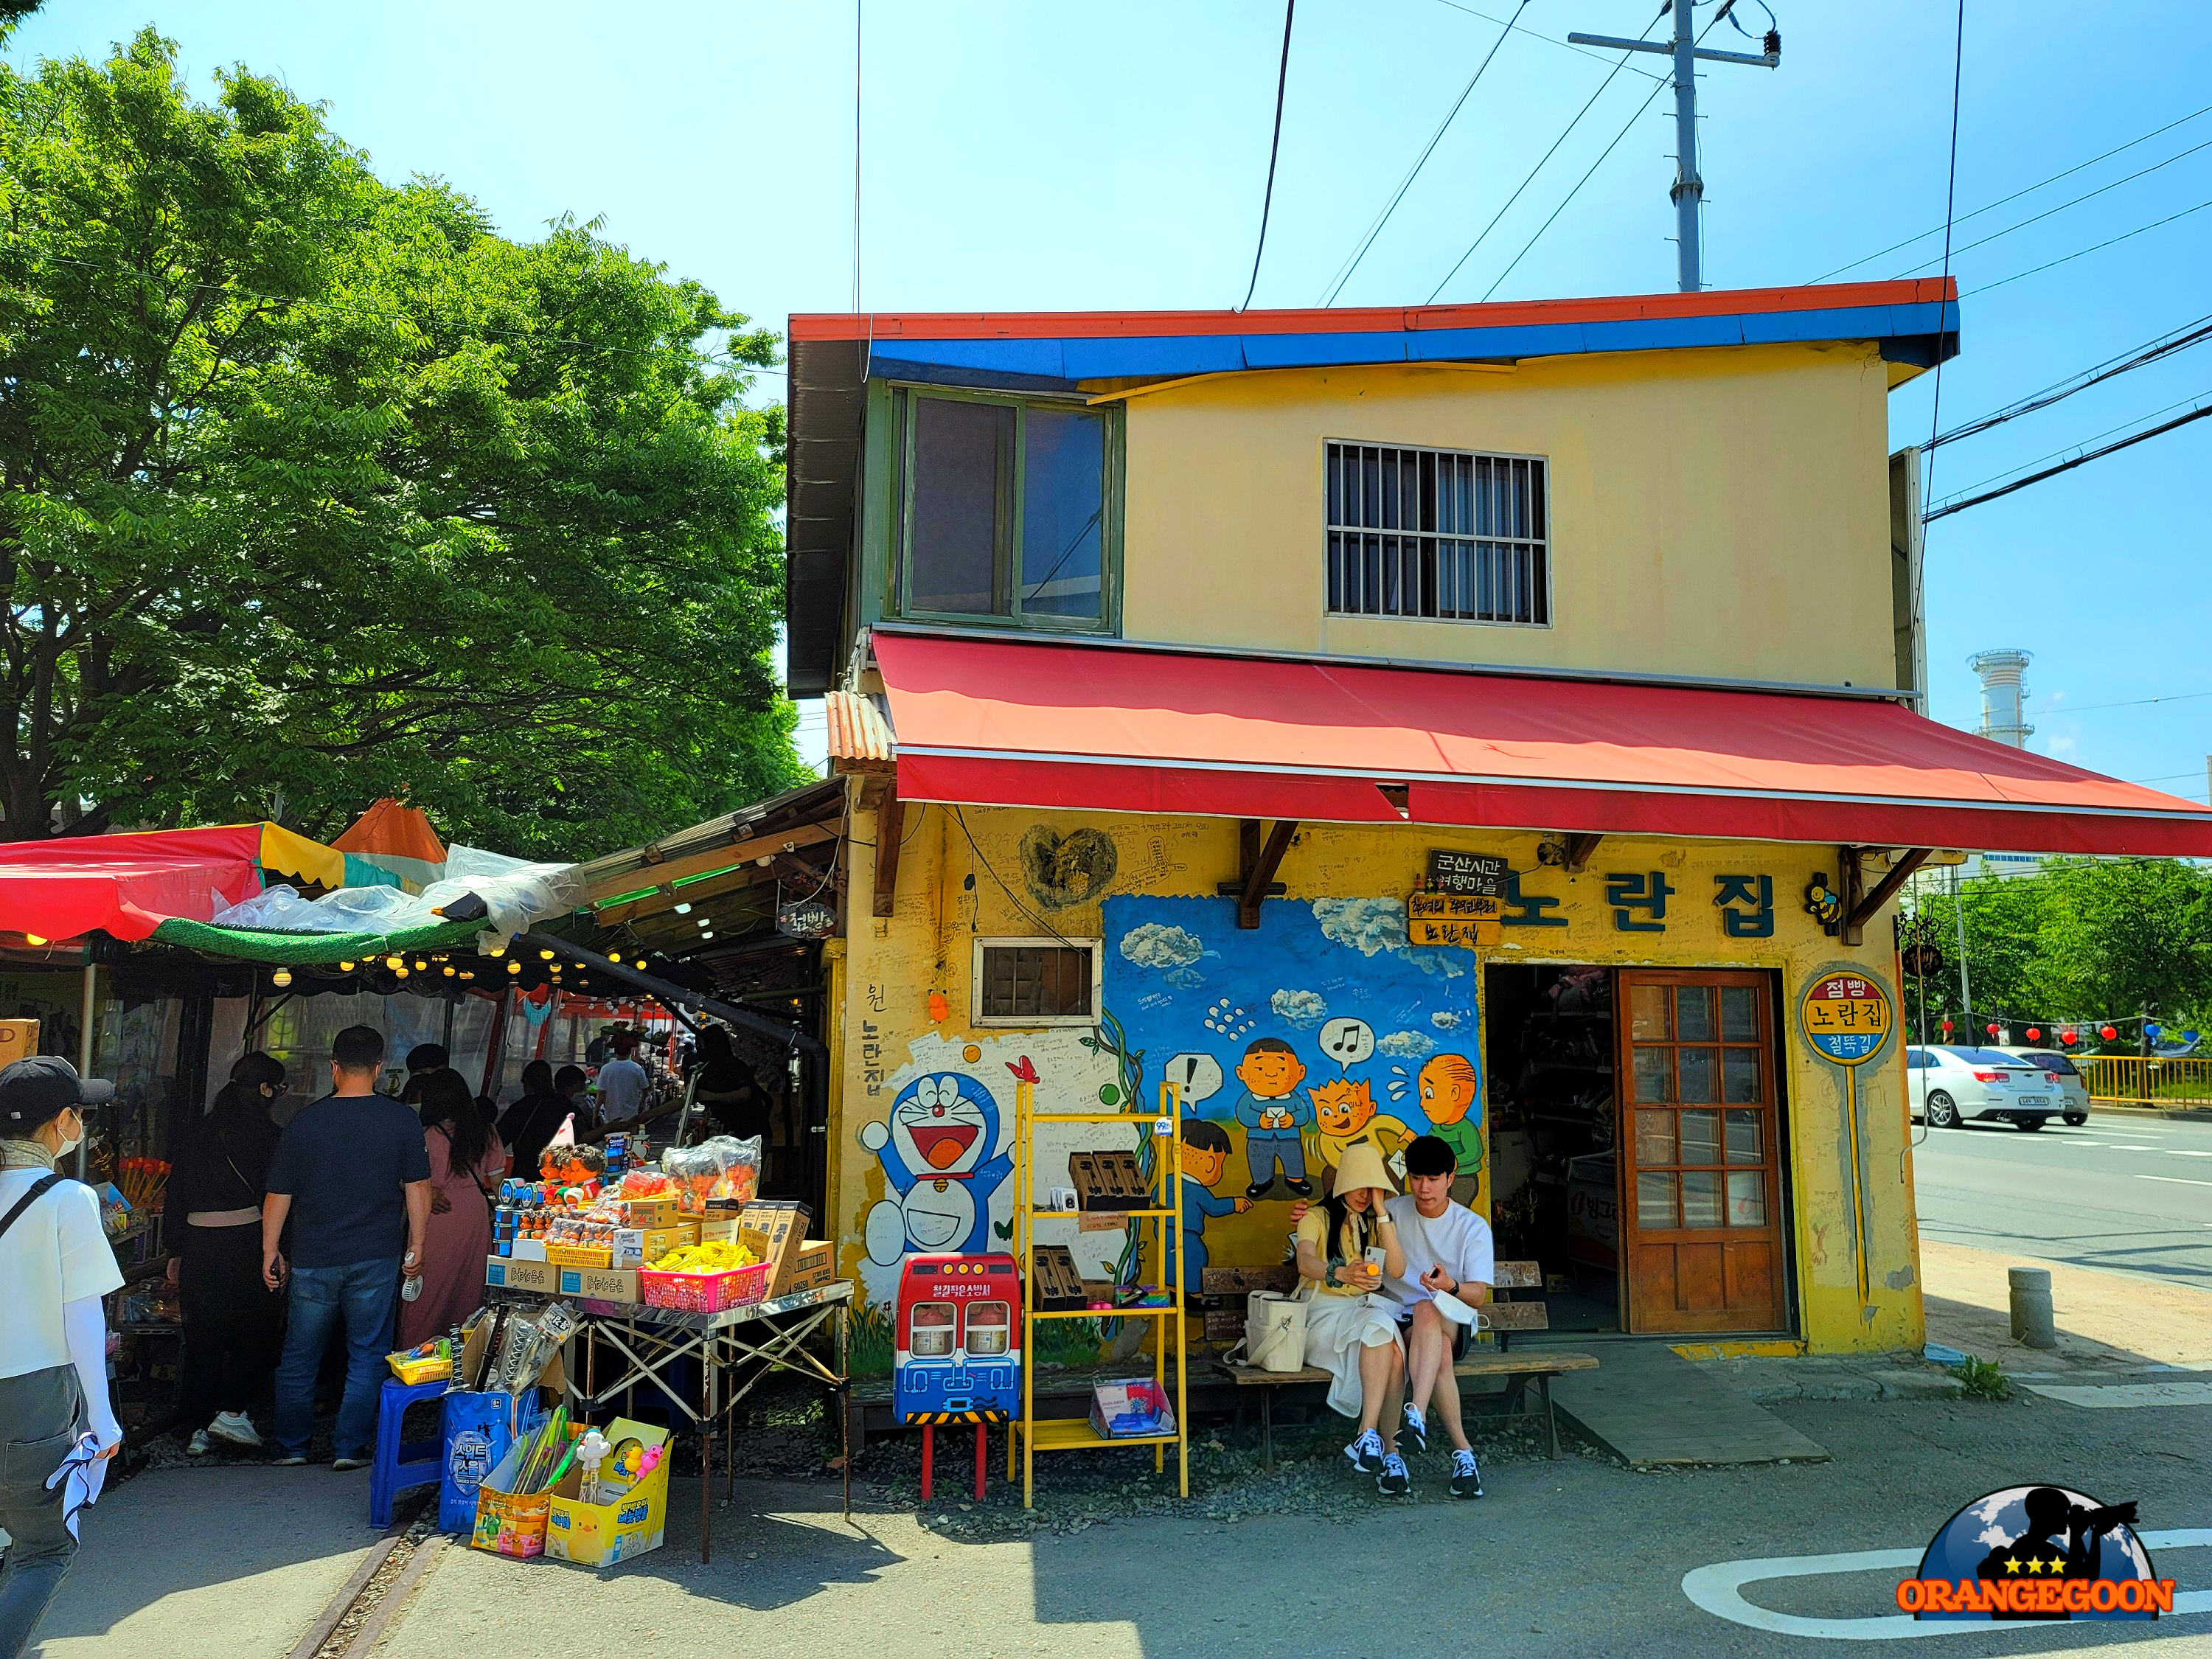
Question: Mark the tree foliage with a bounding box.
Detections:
[0,30,806,857]
[1911,859,2212,1043]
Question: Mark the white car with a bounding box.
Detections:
[1990,1046,2091,1127]
[1906,1046,2062,1130]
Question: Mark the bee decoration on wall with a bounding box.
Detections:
[1804,874,1843,936]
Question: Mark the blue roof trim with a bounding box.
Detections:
[863,301,1955,389]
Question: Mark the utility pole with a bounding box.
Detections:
[1570,2,1779,292]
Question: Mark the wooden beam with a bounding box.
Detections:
[872,789,904,919]
[588,821,836,910]
[1846,848,1930,945]
[1562,832,1603,874]
[1835,847,1867,947]
[1236,820,1298,929]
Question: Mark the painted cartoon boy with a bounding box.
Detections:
[1234,1037,1315,1200]
[1416,1054,1484,1177]
[1162,1119,1251,1293]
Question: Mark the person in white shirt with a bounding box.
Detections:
[0,1057,125,1659]
[592,1034,649,1125]
[1382,1134,1494,1498]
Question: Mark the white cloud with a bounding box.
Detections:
[1430,1010,1461,1030]
[1377,1029,1436,1059]
[1312,897,1466,978]
[1119,922,1206,970]
[1271,989,1327,1029]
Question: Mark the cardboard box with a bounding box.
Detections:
[738,1200,813,1295]
[612,1221,700,1268]
[544,1418,670,1567]
[557,1265,641,1304]
[697,1214,745,1245]
[0,1020,38,1069]
[510,1238,549,1262]
[1068,1150,1149,1211]
[1032,1245,1087,1311]
[781,1240,837,1295]
[472,1432,560,1558]
[619,1197,680,1229]
[485,1256,560,1295]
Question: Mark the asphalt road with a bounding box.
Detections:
[1911,1110,2212,1289]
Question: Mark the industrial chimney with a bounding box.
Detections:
[1968,649,2033,748]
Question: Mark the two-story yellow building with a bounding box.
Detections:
[781,280,2212,1371]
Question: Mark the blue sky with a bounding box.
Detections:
[15,1,2211,794]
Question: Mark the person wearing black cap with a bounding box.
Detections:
[0,1057,122,1659]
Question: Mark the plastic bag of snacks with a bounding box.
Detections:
[614,1168,675,1201]
[660,1136,761,1213]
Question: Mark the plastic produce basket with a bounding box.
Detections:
[639,1261,771,1313]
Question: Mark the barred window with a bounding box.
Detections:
[973,938,1099,1026]
[1326,442,1549,625]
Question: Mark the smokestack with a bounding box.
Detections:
[1968,649,2033,748]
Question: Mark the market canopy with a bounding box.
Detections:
[856,630,2212,858]
[0,824,367,943]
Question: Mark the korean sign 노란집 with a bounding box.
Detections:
[1799,971,1892,1065]
[1407,891,1500,948]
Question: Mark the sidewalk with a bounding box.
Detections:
[1919,1237,2212,1373]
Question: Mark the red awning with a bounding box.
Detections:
[869,633,2212,857]
[0,826,266,942]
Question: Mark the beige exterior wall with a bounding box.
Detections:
[1116,341,1899,688]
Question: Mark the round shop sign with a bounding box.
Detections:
[1799,970,1893,1065]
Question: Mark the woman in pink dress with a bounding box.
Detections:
[397,1070,507,1349]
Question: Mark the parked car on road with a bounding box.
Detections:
[1906,1046,2062,1130]
[1990,1046,2092,1126]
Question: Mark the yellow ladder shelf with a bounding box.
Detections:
[1010,1076,1191,1508]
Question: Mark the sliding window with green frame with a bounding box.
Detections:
[888,385,1122,632]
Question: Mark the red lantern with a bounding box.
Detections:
[1941,1019,1954,1034]
[2100,1024,2118,1042]
[2060,1029,2077,1045]
[1986,1023,2000,1037]
[2025,1026,2041,1042]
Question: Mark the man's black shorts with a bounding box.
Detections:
[1398,1307,1473,1362]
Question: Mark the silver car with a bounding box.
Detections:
[1906,1045,2062,1130]
[1991,1046,2091,1127]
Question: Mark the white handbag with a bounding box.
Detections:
[1241,1290,1309,1373]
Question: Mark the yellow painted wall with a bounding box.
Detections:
[1116,343,1899,689]
[832,799,1924,1367]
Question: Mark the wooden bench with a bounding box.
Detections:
[1202,1260,1596,1469]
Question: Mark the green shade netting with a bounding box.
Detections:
[150,916,484,964]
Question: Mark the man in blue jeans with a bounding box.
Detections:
[262,1026,432,1470]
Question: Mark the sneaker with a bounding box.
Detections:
[331,1456,370,1472]
[1400,1402,1427,1455]
[209,1411,262,1448]
[272,1455,310,1467]
[1450,1447,1484,1499]
[1343,1428,1385,1475]
[1376,1453,1411,1497]
[186,1429,210,1457]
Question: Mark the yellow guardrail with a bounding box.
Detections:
[2084,1054,2212,1105]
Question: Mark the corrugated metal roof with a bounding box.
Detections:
[824,689,894,768]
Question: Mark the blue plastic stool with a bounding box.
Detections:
[369,1377,448,1529]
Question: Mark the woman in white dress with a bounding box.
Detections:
[1293,1138,1411,1494]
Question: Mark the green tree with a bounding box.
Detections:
[0,30,805,858]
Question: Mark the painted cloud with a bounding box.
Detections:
[1271,988,1328,1029]
[1377,1029,1436,1058]
[1311,897,1467,978]
[1119,922,1206,970]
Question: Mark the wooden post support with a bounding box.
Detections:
[1562,832,1604,874]
[1218,819,1298,929]
[1843,848,1930,947]
[872,789,903,919]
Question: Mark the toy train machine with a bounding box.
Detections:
[894,1251,1021,1500]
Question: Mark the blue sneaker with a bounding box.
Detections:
[1451,1447,1484,1498]
[1344,1428,1385,1474]
[1401,1402,1427,1454]
[1377,1453,1411,1497]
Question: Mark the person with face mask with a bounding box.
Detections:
[0,1056,123,1659]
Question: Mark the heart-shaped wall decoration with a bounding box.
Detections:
[1017,826,1119,910]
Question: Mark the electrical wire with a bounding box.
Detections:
[1924,399,2212,521]
[1927,312,2212,449]
[1964,192,2212,298]
[1426,6,1668,304]
[1316,0,1530,307]
[950,807,1093,956]
[1934,384,2212,499]
[1910,0,1964,686]
[1807,97,2212,284]
[2029,686,2212,717]
[1428,0,1666,81]
[1478,5,1733,303]
[1239,1,1297,312]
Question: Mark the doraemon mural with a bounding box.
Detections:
[859,1071,1013,1262]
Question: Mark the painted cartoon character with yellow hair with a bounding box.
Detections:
[1307,1077,1416,1175]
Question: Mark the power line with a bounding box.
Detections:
[1316,0,1530,307]
[1426,6,1666,304]
[1927,312,2212,449]
[1428,0,1666,81]
[1963,192,2212,298]
[1892,132,2212,279]
[1924,400,2212,521]
[1807,97,2212,284]
[1935,385,2212,500]
[1239,0,1297,312]
[2030,687,2212,717]
[1919,0,1966,527]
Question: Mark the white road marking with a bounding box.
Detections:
[1681,1529,2212,1640]
[2140,1174,2212,1187]
[2024,1379,2212,1408]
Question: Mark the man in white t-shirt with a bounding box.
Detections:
[594,1033,649,1125]
[1382,1133,1494,1498]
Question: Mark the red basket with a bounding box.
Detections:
[639,1260,771,1313]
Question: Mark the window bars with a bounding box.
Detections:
[1325,442,1549,624]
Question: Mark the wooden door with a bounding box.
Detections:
[1616,970,1789,1334]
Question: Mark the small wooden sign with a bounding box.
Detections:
[1408,891,1501,948]
[1427,849,1508,897]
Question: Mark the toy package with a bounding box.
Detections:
[660,1135,761,1213]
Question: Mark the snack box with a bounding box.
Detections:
[781,1240,838,1296]
[545,1242,613,1270]
[737,1200,813,1296]
[612,1221,700,1268]
[545,1418,670,1567]
[485,1256,560,1295]
[556,1265,641,1304]
[1089,1377,1176,1441]
[619,1197,681,1230]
